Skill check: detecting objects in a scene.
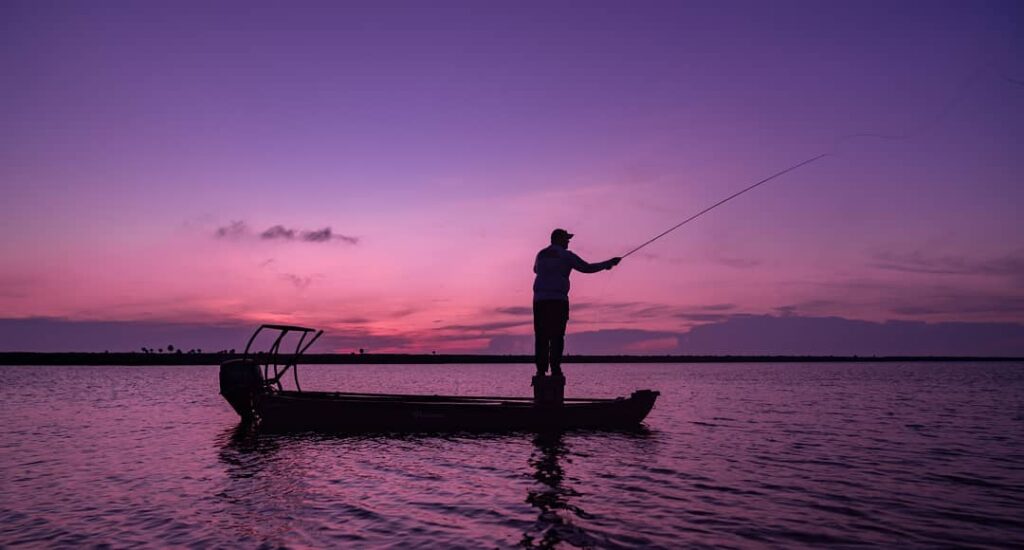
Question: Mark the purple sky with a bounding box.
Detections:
[1,1,1022,354]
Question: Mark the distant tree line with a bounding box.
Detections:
[139,345,236,354]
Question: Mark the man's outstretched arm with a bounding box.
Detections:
[570,253,621,273]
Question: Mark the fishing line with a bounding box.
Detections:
[620,153,829,259]
[618,62,1016,260]
[828,62,994,151]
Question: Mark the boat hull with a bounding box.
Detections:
[219,357,659,433]
[251,390,659,433]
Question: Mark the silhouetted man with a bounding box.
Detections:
[533,229,620,376]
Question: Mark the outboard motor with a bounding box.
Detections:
[219,358,264,422]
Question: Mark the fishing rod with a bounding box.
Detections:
[620,152,829,259]
[615,62,1017,260]
[617,62,1019,260]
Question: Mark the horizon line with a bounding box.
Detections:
[1,351,1021,367]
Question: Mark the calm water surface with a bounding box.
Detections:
[1,362,1022,548]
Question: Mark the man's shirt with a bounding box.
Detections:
[532,244,613,302]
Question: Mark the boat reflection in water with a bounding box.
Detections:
[520,428,655,548]
[215,425,656,547]
[214,425,312,544]
[521,431,591,548]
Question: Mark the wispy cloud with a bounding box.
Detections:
[781,275,1024,322]
[280,273,313,289]
[215,221,358,245]
[302,227,358,244]
[714,256,763,269]
[699,303,737,311]
[215,220,249,239]
[261,225,296,240]
[262,225,359,244]
[871,250,1024,280]
[888,295,1024,317]
[317,327,415,353]
[384,308,420,319]
[438,319,532,333]
[676,312,732,322]
[773,300,841,317]
[495,301,746,326]
[495,306,532,316]
[332,316,373,325]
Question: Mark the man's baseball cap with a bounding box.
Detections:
[551,228,574,241]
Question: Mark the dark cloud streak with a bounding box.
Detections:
[495,306,532,316]
[699,303,736,311]
[302,227,358,244]
[261,225,296,240]
[214,220,248,239]
[214,221,358,245]
[888,295,1024,317]
[439,320,532,333]
[871,250,1024,280]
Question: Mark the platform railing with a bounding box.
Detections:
[242,324,323,392]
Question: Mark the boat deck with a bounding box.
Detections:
[275,390,623,406]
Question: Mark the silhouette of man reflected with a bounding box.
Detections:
[521,432,581,547]
[533,229,620,377]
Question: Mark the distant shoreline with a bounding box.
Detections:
[0,352,1020,366]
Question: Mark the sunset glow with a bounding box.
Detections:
[2,2,1021,353]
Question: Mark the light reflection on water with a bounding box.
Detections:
[1,362,1023,547]
[213,425,656,547]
